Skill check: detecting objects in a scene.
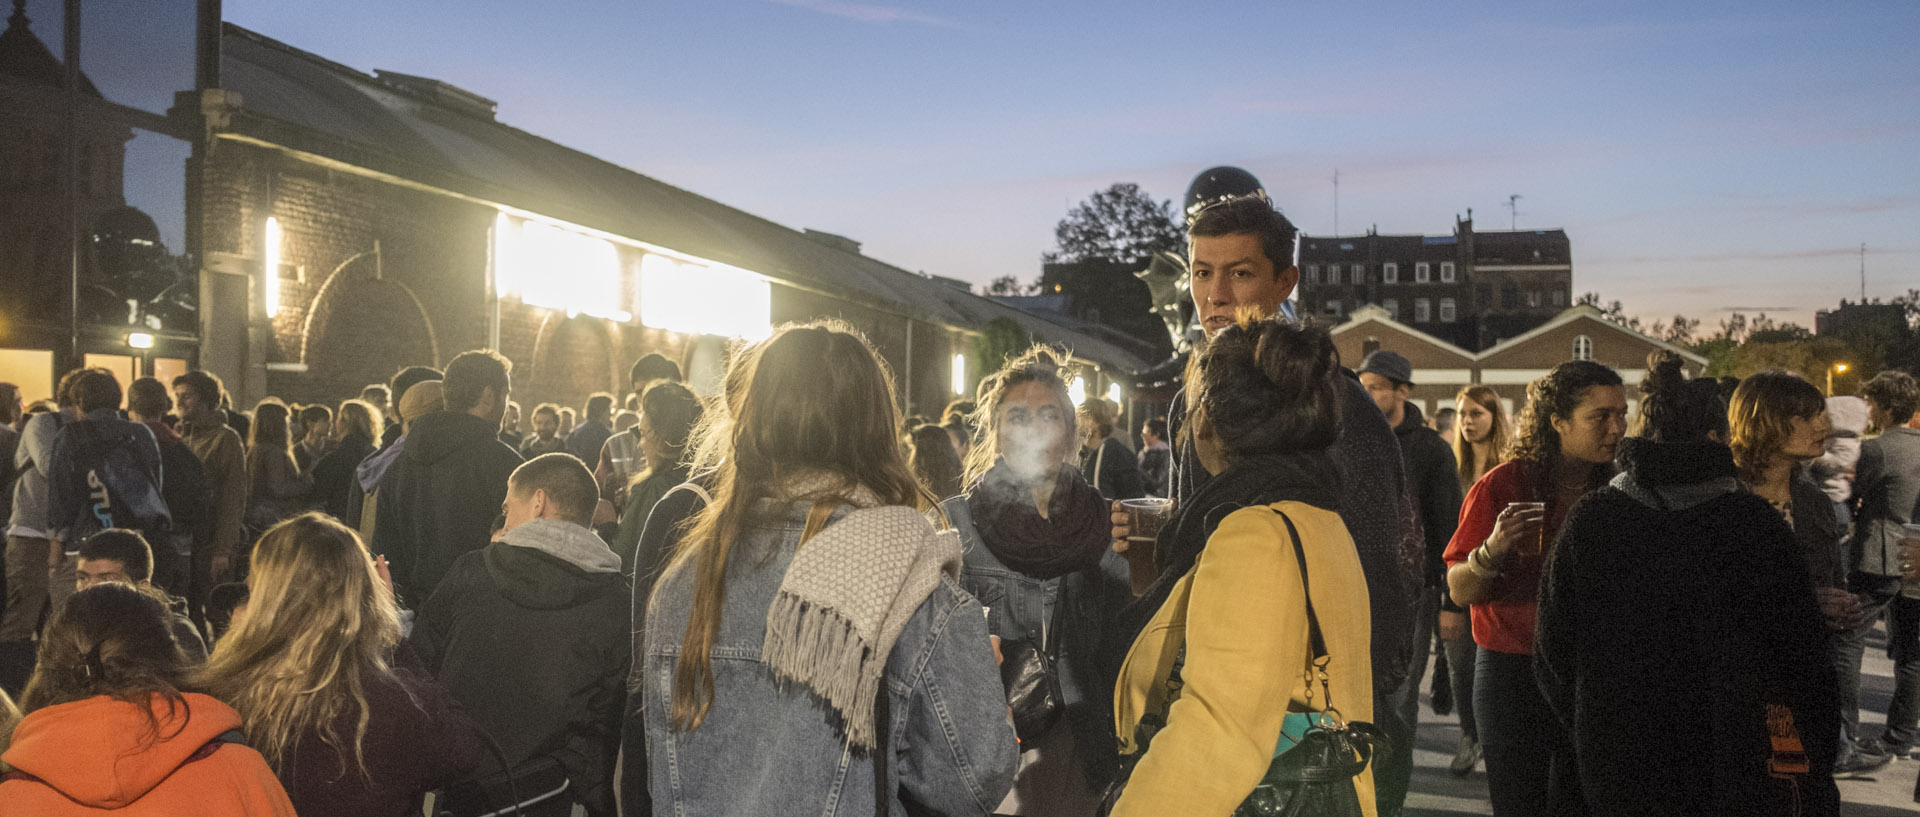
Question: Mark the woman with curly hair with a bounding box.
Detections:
[1442,361,1626,817]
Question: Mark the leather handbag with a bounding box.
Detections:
[998,588,1066,750]
[1099,510,1385,817]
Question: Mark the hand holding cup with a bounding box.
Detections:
[1486,502,1547,559]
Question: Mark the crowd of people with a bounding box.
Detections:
[0,167,1915,817]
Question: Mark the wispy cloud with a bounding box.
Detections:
[1590,245,1909,265]
[765,0,958,27]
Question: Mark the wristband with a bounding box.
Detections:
[1467,545,1504,579]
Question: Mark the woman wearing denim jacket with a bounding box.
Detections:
[944,346,1132,815]
[639,322,1018,817]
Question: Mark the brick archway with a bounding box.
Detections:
[299,250,441,367]
[526,312,622,408]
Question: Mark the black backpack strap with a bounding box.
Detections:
[1273,510,1334,707]
[873,682,892,817]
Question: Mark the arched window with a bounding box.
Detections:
[1572,335,1593,361]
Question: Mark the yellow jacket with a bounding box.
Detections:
[1111,501,1375,817]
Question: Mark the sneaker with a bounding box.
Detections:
[1833,745,1894,778]
[1861,736,1917,760]
[1449,734,1482,777]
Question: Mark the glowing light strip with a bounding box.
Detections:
[264,217,282,319]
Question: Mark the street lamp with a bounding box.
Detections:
[1828,362,1850,396]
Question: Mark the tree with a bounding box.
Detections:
[1048,183,1184,265]
[983,275,1037,297]
[972,317,1035,376]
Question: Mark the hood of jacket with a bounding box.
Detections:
[1,692,241,807]
[1610,437,1743,512]
[404,411,508,467]
[484,518,623,609]
[356,436,406,493]
[1392,400,1428,437]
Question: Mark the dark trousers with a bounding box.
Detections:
[1441,628,1479,742]
[1474,647,1582,817]
[1836,573,1920,747]
[1378,587,1437,815]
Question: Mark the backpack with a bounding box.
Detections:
[62,420,172,545]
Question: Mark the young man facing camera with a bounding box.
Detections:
[1114,167,1423,816]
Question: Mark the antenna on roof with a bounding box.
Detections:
[1331,169,1341,237]
[1505,194,1522,230]
[1860,242,1867,302]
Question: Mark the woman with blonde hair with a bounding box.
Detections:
[0,583,296,815]
[637,321,1016,815]
[948,345,1131,814]
[1436,384,1512,776]
[245,399,313,539]
[196,513,482,817]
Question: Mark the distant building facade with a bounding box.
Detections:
[1297,216,1573,352]
[1816,300,1907,337]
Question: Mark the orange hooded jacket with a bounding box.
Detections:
[0,692,295,816]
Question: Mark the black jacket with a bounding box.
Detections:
[1080,435,1146,500]
[309,431,375,523]
[412,539,629,817]
[1392,403,1462,588]
[1536,438,1840,816]
[370,411,523,602]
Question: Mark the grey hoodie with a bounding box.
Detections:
[497,517,622,574]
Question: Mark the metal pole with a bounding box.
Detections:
[64,0,81,366]
[903,317,914,416]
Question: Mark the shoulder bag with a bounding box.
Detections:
[1099,510,1385,817]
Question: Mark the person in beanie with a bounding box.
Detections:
[1356,349,1462,802]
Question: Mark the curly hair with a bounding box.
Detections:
[1861,369,1919,426]
[1504,360,1624,489]
[1188,313,1343,461]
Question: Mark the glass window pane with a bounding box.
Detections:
[0,348,56,406]
[82,0,199,115]
[83,352,136,402]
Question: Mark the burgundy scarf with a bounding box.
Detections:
[965,462,1112,580]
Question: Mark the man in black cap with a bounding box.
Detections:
[1113,167,1424,815]
[1359,349,1466,785]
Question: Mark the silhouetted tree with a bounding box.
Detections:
[983,275,1038,297]
[1048,183,1184,265]
[973,317,1035,373]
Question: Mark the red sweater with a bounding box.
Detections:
[1442,460,1576,655]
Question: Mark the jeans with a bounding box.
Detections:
[1474,647,1582,817]
[1836,572,1920,748]
[1379,587,1437,815]
[1442,628,1479,742]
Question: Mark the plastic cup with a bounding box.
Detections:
[1121,498,1174,543]
[1507,501,1547,555]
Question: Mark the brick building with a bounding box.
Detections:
[1331,304,1707,419]
[190,24,1145,415]
[1298,215,1573,352]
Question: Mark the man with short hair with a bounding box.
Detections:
[1358,349,1465,785]
[75,528,207,662]
[294,404,334,471]
[595,357,686,524]
[0,368,87,693]
[1434,406,1458,446]
[127,377,208,598]
[373,350,523,602]
[172,370,248,612]
[1838,369,1920,760]
[412,452,627,817]
[1138,418,1171,497]
[46,369,168,618]
[522,403,567,457]
[566,392,616,466]
[498,400,524,449]
[1117,168,1420,815]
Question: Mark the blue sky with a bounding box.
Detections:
[225,0,1920,330]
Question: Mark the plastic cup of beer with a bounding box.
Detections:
[1121,498,1174,545]
[1507,501,1547,555]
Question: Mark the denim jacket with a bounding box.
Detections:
[641,499,1018,816]
[943,496,1132,788]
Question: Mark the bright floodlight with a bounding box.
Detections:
[1068,376,1087,407]
[952,353,967,396]
[127,332,155,350]
[1107,382,1121,404]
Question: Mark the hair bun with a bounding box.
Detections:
[1642,350,1686,395]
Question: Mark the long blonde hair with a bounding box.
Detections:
[1452,385,1512,492]
[195,513,405,777]
[666,321,928,732]
[960,345,1079,486]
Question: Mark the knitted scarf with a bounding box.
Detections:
[964,462,1112,580]
[761,476,960,749]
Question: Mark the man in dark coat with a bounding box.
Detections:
[372,350,522,604]
[1358,349,1464,800]
[412,453,628,817]
[1127,169,1422,815]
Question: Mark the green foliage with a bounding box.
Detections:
[1049,183,1185,265]
[972,317,1034,382]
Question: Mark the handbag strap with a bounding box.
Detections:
[1272,510,1335,710]
[872,682,891,817]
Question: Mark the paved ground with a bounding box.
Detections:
[1402,623,1918,816]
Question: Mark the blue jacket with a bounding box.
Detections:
[640,499,1018,816]
[943,495,1132,788]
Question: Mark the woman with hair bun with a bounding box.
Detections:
[1107,316,1375,816]
[1443,360,1627,816]
[1536,352,1840,815]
